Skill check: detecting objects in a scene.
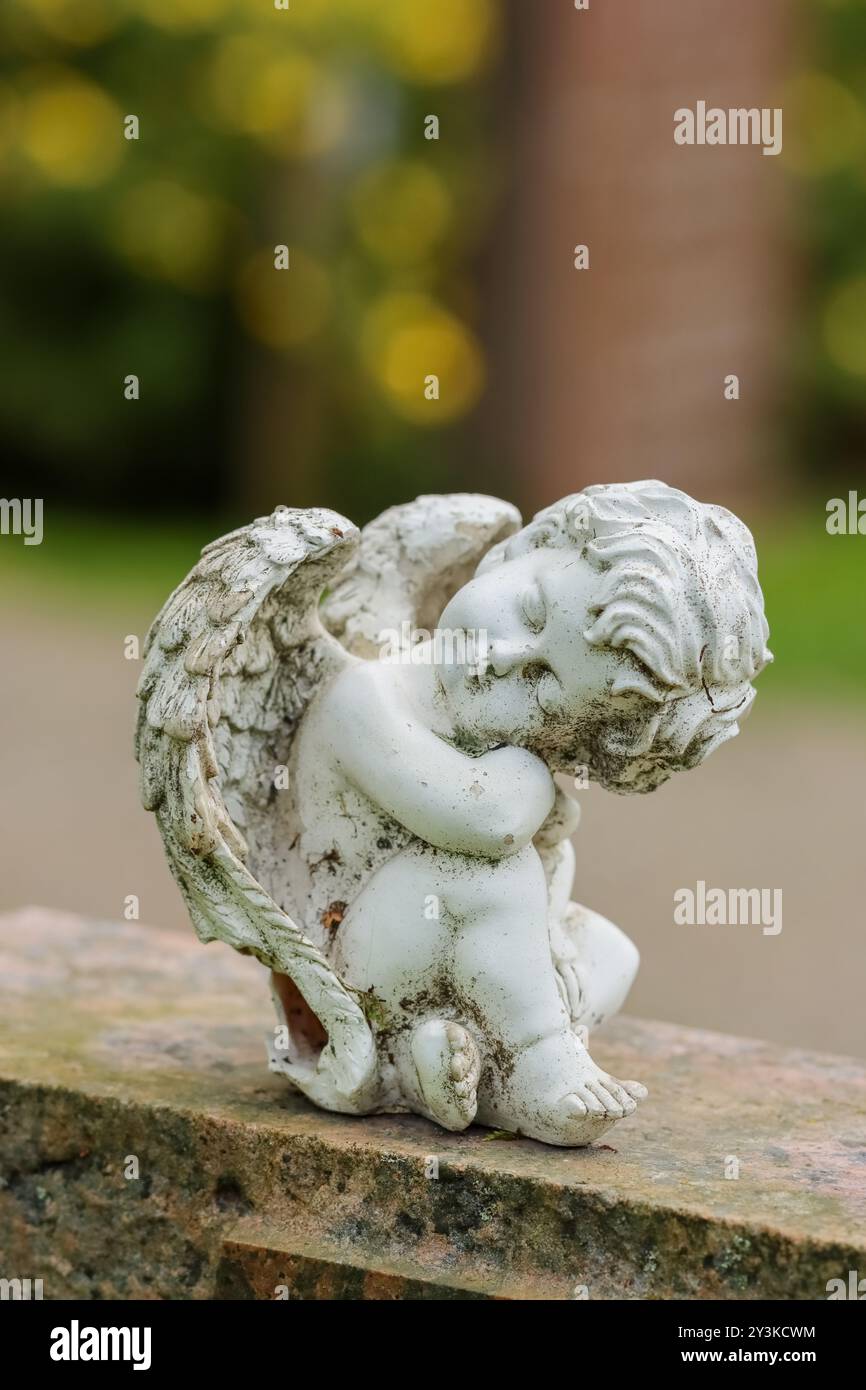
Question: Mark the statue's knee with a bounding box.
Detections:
[441,844,546,920]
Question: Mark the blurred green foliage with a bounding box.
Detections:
[0,0,502,518]
[4,0,866,517]
[782,0,866,489]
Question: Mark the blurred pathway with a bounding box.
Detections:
[1,599,864,1058]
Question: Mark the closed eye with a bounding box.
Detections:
[610,652,666,704]
[520,583,547,633]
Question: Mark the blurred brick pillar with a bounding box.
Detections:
[483,0,793,516]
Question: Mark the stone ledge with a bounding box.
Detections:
[1,907,864,1300]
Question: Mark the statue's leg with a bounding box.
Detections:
[444,843,647,1146]
[334,842,646,1145]
[331,844,481,1131]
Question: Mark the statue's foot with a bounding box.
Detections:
[411,1019,480,1132]
[478,1030,647,1147]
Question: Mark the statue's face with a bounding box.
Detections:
[436,548,668,785]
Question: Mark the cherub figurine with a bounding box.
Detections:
[136,482,771,1146]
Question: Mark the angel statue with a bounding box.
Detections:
[136,481,771,1147]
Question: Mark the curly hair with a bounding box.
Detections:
[477,480,773,789]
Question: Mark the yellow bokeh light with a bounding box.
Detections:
[204,35,280,131]
[361,292,484,423]
[20,0,122,47]
[250,55,321,154]
[823,276,866,378]
[203,36,323,154]
[235,247,332,349]
[110,181,229,293]
[380,0,498,84]
[780,73,866,176]
[351,160,452,266]
[131,0,233,34]
[235,0,356,33]
[21,72,121,187]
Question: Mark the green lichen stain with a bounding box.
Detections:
[356,989,390,1032]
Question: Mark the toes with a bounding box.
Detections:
[562,1093,588,1117]
[453,1076,475,1099]
[586,1081,623,1117]
[411,1020,479,1129]
[444,1024,480,1083]
[449,1053,469,1081]
[574,1085,606,1117]
[620,1079,648,1102]
[600,1077,636,1115]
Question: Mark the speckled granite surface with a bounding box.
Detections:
[1,908,864,1300]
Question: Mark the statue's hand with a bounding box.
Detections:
[545,900,583,1022]
[534,783,581,849]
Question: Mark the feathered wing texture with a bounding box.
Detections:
[322,492,522,656]
[135,507,378,1113]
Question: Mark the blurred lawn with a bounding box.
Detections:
[753,511,866,704]
[0,503,863,703]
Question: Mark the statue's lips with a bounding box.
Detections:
[460,668,494,696]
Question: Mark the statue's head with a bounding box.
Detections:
[436,480,772,792]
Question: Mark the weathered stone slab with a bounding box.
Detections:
[1,908,864,1300]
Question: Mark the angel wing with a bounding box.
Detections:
[137,494,521,1117]
[135,506,378,1113]
[322,492,521,656]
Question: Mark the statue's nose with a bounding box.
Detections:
[489,639,534,677]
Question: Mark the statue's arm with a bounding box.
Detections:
[534,783,581,849]
[330,669,555,859]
